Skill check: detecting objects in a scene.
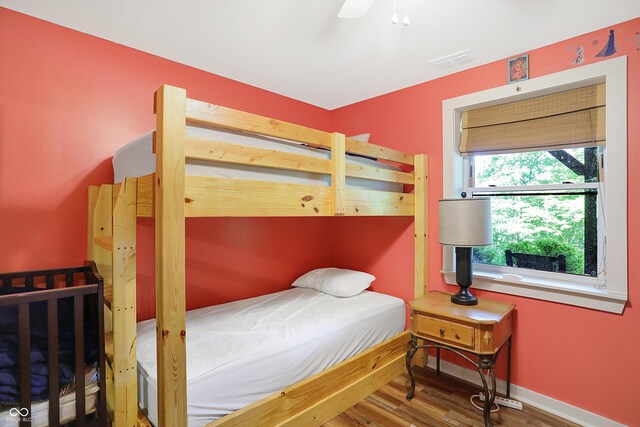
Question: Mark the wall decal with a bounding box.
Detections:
[572,45,585,64]
[595,29,617,57]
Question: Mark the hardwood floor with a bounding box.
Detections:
[323,366,580,427]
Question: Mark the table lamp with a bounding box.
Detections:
[439,197,492,306]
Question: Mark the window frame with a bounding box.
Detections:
[442,56,627,313]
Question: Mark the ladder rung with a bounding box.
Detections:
[94,236,113,252]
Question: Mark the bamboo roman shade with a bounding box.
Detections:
[460,83,606,155]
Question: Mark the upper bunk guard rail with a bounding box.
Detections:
[184,98,415,166]
[182,136,415,185]
[0,261,106,427]
[137,86,421,218]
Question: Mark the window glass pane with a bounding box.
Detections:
[474,147,600,187]
[472,193,597,277]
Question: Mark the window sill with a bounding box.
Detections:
[442,270,627,314]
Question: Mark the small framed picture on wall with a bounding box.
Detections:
[508,55,529,83]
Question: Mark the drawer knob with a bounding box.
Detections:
[439,328,445,335]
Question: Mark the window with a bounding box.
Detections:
[471,147,601,279]
[442,57,627,313]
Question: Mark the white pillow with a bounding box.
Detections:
[292,268,375,297]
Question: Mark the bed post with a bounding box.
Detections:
[330,132,346,216]
[154,84,188,426]
[88,185,113,310]
[89,181,138,426]
[414,154,428,297]
[112,178,138,426]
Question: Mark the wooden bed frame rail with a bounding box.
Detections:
[88,85,428,426]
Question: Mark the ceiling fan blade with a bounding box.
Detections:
[337,0,373,19]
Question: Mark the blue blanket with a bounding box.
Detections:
[0,288,98,404]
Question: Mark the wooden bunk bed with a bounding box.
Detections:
[87,85,428,426]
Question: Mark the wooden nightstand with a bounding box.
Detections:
[405,291,515,427]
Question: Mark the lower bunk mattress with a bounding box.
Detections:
[136,287,405,426]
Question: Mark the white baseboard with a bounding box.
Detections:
[424,358,625,427]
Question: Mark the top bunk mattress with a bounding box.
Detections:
[136,287,405,426]
[113,127,403,192]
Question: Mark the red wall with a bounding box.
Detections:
[331,18,640,426]
[2,5,639,424]
[0,7,338,320]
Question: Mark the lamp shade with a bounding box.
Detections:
[439,198,492,247]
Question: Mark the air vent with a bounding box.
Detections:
[428,49,474,69]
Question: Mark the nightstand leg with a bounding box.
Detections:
[478,355,497,427]
[405,336,419,400]
[507,336,512,398]
[436,347,441,374]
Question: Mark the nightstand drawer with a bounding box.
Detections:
[414,314,475,348]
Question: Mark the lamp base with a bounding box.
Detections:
[451,287,478,306]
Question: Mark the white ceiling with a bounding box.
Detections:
[2,0,639,109]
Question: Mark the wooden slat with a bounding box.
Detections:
[344,189,414,216]
[105,331,114,366]
[331,133,346,216]
[183,135,412,185]
[47,299,60,427]
[112,178,138,427]
[186,179,414,217]
[111,183,123,211]
[105,358,115,422]
[210,331,410,427]
[88,185,113,310]
[137,407,153,427]
[155,84,188,426]
[345,163,414,185]
[345,136,414,166]
[104,287,113,310]
[186,98,332,149]
[185,176,332,217]
[184,136,332,175]
[74,294,86,425]
[281,356,405,427]
[18,303,30,427]
[104,301,113,333]
[94,236,113,252]
[185,98,414,165]
[414,154,428,297]
[136,174,154,217]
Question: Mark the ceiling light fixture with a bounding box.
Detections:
[391,0,399,24]
[391,0,410,27]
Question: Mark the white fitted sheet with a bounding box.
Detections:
[136,288,405,426]
[113,127,402,192]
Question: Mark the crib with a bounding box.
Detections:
[0,261,106,426]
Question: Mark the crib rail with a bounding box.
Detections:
[0,261,106,427]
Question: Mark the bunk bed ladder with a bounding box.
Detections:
[88,179,138,427]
